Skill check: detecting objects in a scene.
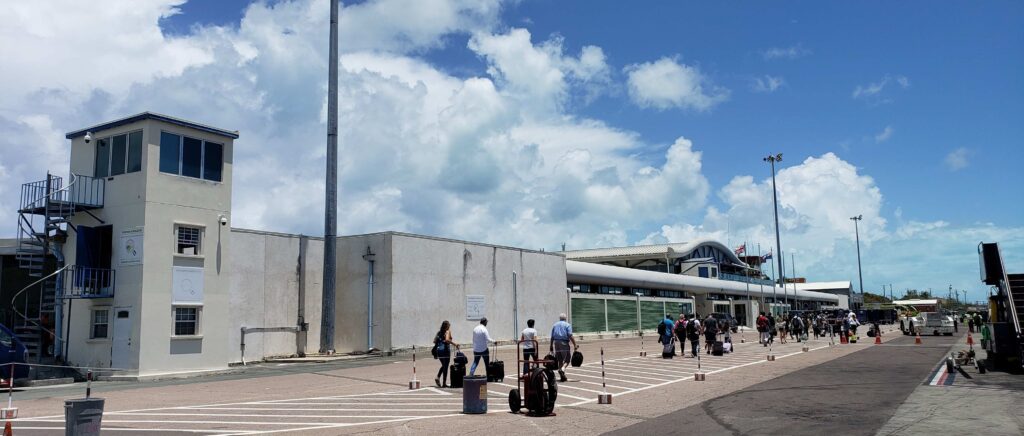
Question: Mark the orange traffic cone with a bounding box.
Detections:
[874,334,882,344]
[4,420,12,436]
[915,333,922,345]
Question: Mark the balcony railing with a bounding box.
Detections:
[18,173,105,213]
[719,272,774,286]
[65,266,115,298]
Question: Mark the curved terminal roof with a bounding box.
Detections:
[566,260,840,303]
[561,238,748,266]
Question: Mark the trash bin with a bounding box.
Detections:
[64,398,104,436]
[462,376,487,414]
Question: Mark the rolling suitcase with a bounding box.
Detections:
[487,344,504,382]
[450,363,466,388]
[662,338,675,359]
[712,340,724,356]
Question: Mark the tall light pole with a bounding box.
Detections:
[320,0,339,354]
[850,215,864,311]
[763,153,785,310]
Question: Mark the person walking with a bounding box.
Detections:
[792,315,804,342]
[674,314,689,350]
[550,313,577,382]
[469,318,493,377]
[520,319,538,375]
[974,313,983,333]
[767,313,777,345]
[703,313,718,354]
[756,312,770,346]
[433,320,458,388]
[777,315,788,344]
[686,314,702,358]
[967,315,975,333]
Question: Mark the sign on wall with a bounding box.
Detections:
[172,266,204,304]
[119,227,144,265]
[466,295,486,320]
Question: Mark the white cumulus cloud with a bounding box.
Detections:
[624,57,729,111]
[945,147,971,171]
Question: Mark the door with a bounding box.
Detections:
[111,307,132,368]
[734,303,747,327]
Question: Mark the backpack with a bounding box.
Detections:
[674,321,688,338]
[658,321,667,336]
[756,316,768,330]
[686,320,699,339]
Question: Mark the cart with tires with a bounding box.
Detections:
[508,339,558,416]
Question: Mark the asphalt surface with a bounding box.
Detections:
[607,333,961,436]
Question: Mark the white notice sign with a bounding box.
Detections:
[172,266,204,304]
[466,295,486,320]
[119,227,144,265]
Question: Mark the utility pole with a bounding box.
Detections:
[320,0,339,354]
[763,153,785,305]
[850,215,864,311]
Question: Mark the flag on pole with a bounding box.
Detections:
[762,250,773,262]
[734,243,746,255]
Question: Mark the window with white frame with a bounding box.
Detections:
[173,306,201,336]
[176,225,202,255]
[91,308,110,339]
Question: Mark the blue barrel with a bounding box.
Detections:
[462,376,488,414]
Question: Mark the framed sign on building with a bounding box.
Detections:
[119,227,144,265]
[466,295,485,320]
[172,266,204,304]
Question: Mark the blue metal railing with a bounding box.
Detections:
[719,272,773,286]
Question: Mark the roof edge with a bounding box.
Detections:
[65,112,239,140]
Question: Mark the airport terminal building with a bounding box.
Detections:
[3,113,845,377]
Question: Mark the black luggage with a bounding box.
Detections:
[712,341,724,356]
[570,350,583,367]
[662,339,675,359]
[487,344,504,382]
[454,351,468,365]
[450,363,466,388]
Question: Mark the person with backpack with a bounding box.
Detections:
[686,314,702,357]
[674,314,689,348]
[433,320,458,388]
[703,314,718,354]
[659,317,675,358]
[520,319,538,375]
[792,315,805,342]
[767,313,777,345]
[756,312,769,346]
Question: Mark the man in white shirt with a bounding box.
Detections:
[520,319,538,375]
[469,318,494,377]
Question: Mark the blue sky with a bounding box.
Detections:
[2,0,1022,303]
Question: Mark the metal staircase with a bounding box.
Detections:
[11,173,106,361]
[1007,274,1024,341]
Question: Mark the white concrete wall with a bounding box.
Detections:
[386,234,567,351]
[334,233,392,353]
[227,229,323,363]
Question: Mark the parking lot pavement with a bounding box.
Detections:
[6,328,899,435]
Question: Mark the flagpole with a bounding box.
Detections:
[744,240,750,327]
[758,243,764,312]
